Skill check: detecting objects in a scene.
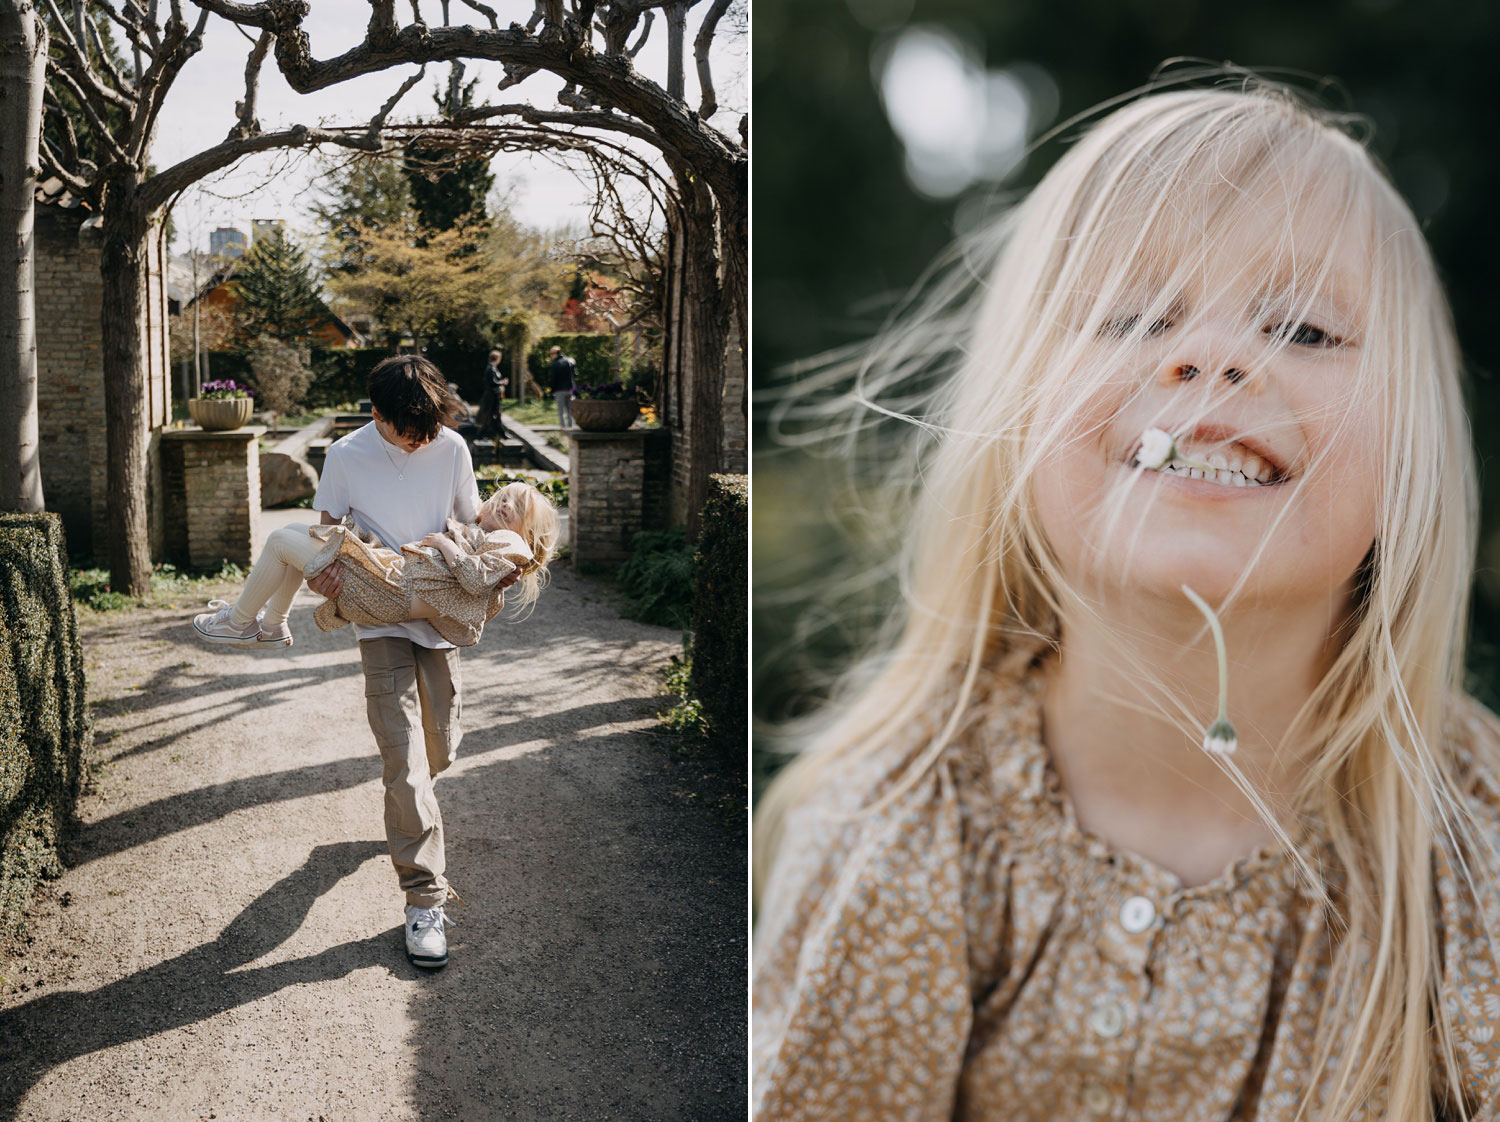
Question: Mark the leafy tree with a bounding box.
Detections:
[247,334,313,432]
[232,229,324,345]
[404,71,494,235]
[312,154,414,276]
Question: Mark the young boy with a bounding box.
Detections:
[307,354,516,968]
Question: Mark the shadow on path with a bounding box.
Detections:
[0,840,389,1119]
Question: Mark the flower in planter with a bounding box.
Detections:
[198,379,254,401]
[571,381,637,402]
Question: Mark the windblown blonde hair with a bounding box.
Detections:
[755,74,1500,1121]
[481,480,558,616]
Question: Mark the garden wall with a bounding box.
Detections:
[0,514,91,934]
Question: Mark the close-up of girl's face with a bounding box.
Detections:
[1031,181,1386,620]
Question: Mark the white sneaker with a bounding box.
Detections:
[191,600,292,649]
[191,599,260,648]
[404,904,451,969]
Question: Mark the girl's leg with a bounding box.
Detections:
[228,525,325,628]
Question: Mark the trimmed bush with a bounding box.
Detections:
[527,334,637,389]
[0,514,91,934]
[689,475,747,759]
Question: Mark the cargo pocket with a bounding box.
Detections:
[363,670,406,749]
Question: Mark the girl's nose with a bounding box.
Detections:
[1154,324,1260,392]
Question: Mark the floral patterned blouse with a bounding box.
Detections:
[753,638,1500,1121]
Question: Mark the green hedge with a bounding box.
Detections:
[209,346,533,411]
[690,475,747,759]
[526,333,645,390]
[0,514,90,934]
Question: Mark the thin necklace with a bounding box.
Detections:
[378,428,414,480]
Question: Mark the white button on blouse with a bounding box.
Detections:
[1119,894,1156,933]
[1087,1000,1126,1038]
[1082,1081,1114,1114]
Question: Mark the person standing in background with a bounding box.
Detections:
[548,344,576,429]
[475,349,508,452]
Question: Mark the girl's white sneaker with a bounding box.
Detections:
[192,600,290,650]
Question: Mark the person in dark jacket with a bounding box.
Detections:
[548,345,577,429]
[475,349,508,453]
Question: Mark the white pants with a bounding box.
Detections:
[228,524,324,629]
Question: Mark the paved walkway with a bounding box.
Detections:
[0,530,744,1120]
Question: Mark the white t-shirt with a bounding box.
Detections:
[313,420,482,648]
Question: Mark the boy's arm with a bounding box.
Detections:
[306,508,345,598]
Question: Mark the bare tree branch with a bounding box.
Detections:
[455,0,498,29]
[367,63,426,137]
[85,8,138,98]
[455,100,674,154]
[228,29,271,138]
[141,124,380,209]
[367,0,397,43]
[41,0,137,110]
[38,136,96,197]
[626,9,650,55]
[692,0,727,118]
[46,62,133,164]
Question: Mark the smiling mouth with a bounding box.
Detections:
[1126,437,1291,488]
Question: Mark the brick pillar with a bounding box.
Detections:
[567,430,657,569]
[159,427,262,568]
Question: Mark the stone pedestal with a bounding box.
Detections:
[566,428,671,569]
[160,427,263,568]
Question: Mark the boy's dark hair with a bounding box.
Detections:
[368,354,460,441]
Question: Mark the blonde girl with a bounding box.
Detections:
[753,77,1500,1122]
[193,480,559,650]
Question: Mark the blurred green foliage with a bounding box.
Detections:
[754,0,1500,742]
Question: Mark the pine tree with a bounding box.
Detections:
[403,72,494,234]
[232,229,325,345]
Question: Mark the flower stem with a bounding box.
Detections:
[1180,584,1238,754]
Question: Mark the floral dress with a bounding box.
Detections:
[753,638,1500,1121]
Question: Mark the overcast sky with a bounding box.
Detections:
[153,1,746,255]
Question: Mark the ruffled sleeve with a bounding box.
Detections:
[752,743,976,1121]
[441,521,533,597]
[1432,693,1500,1120]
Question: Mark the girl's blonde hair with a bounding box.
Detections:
[756,74,1500,1121]
[480,481,559,615]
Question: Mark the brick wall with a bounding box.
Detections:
[568,431,653,569]
[159,430,261,568]
[33,203,171,563]
[34,207,104,556]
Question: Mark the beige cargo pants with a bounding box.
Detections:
[358,636,461,909]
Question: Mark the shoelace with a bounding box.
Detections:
[203,598,260,634]
[411,906,454,934]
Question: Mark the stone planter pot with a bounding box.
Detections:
[570,398,640,432]
[188,397,254,432]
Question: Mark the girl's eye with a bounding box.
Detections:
[1100,314,1172,339]
[1265,321,1343,347]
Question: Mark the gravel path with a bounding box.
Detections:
[0,552,745,1121]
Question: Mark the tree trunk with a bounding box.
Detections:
[681,177,727,542]
[100,183,154,596]
[0,0,47,513]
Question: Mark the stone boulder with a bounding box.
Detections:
[260,451,318,508]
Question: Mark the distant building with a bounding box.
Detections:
[210,226,246,258]
[251,218,285,244]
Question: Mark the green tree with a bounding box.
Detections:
[312,154,414,276]
[232,229,324,345]
[403,71,494,234]
[247,334,313,432]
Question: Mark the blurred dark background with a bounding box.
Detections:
[752,0,1500,781]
